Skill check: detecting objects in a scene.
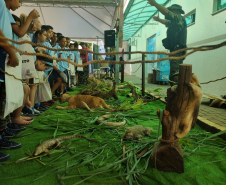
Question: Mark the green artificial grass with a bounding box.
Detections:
[0,85,226,185]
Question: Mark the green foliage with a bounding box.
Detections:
[131,99,143,110]
[117,99,131,111]
[136,88,142,96]
[1,84,226,185]
[148,88,163,95]
[120,81,134,86]
[117,98,143,111]
[118,90,130,96]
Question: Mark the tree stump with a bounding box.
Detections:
[150,64,193,173]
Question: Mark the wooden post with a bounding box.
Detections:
[121,49,125,83]
[150,64,193,173]
[142,54,145,97]
[115,32,119,85]
[121,62,124,83]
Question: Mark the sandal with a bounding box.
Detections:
[16,121,33,125]
[21,116,34,121]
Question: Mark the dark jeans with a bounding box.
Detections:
[0,83,11,130]
[78,66,89,85]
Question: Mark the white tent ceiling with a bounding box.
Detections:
[12,0,120,42]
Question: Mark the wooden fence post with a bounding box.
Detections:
[142,54,145,97]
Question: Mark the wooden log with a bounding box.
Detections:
[150,64,193,173]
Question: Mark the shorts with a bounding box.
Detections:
[0,49,7,82]
[63,70,69,79]
[48,70,61,83]
[63,70,70,84]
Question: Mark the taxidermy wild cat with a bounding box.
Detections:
[56,94,112,110]
[171,73,203,138]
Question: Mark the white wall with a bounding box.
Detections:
[128,0,226,96]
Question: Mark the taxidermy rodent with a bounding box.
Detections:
[122,125,153,141]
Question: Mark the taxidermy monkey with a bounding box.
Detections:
[171,73,203,138]
[122,125,153,141]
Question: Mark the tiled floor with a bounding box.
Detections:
[124,74,226,129]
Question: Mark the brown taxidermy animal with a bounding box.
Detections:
[56,93,112,110]
[122,125,153,141]
[33,135,89,156]
[87,76,112,87]
[78,76,118,100]
[171,73,203,138]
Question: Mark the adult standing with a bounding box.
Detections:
[148,0,187,86]
[78,42,89,85]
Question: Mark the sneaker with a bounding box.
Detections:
[22,106,40,116]
[67,87,74,92]
[7,123,26,132]
[0,138,22,149]
[0,128,19,138]
[33,108,40,114]
[23,112,39,117]
[34,103,41,109]
[40,104,49,109]
[0,152,11,162]
[55,89,60,97]
[36,106,47,112]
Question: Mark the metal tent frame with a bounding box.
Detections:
[123,0,170,41]
[13,0,121,42]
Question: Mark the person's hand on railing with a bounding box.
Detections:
[53,65,59,71]
[7,51,19,67]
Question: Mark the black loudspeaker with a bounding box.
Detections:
[104,30,115,47]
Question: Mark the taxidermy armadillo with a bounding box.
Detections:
[33,135,89,156]
[122,125,153,141]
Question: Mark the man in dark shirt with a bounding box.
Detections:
[148,0,187,86]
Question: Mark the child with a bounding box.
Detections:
[34,29,49,53]
[35,55,54,71]
[69,43,76,87]
[8,3,39,120]
[35,30,63,97]
[18,14,40,117]
[9,13,34,125]
[0,0,22,162]
[41,25,53,43]
[57,36,70,94]
[33,54,54,111]
[51,32,58,48]
[78,42,89,85]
